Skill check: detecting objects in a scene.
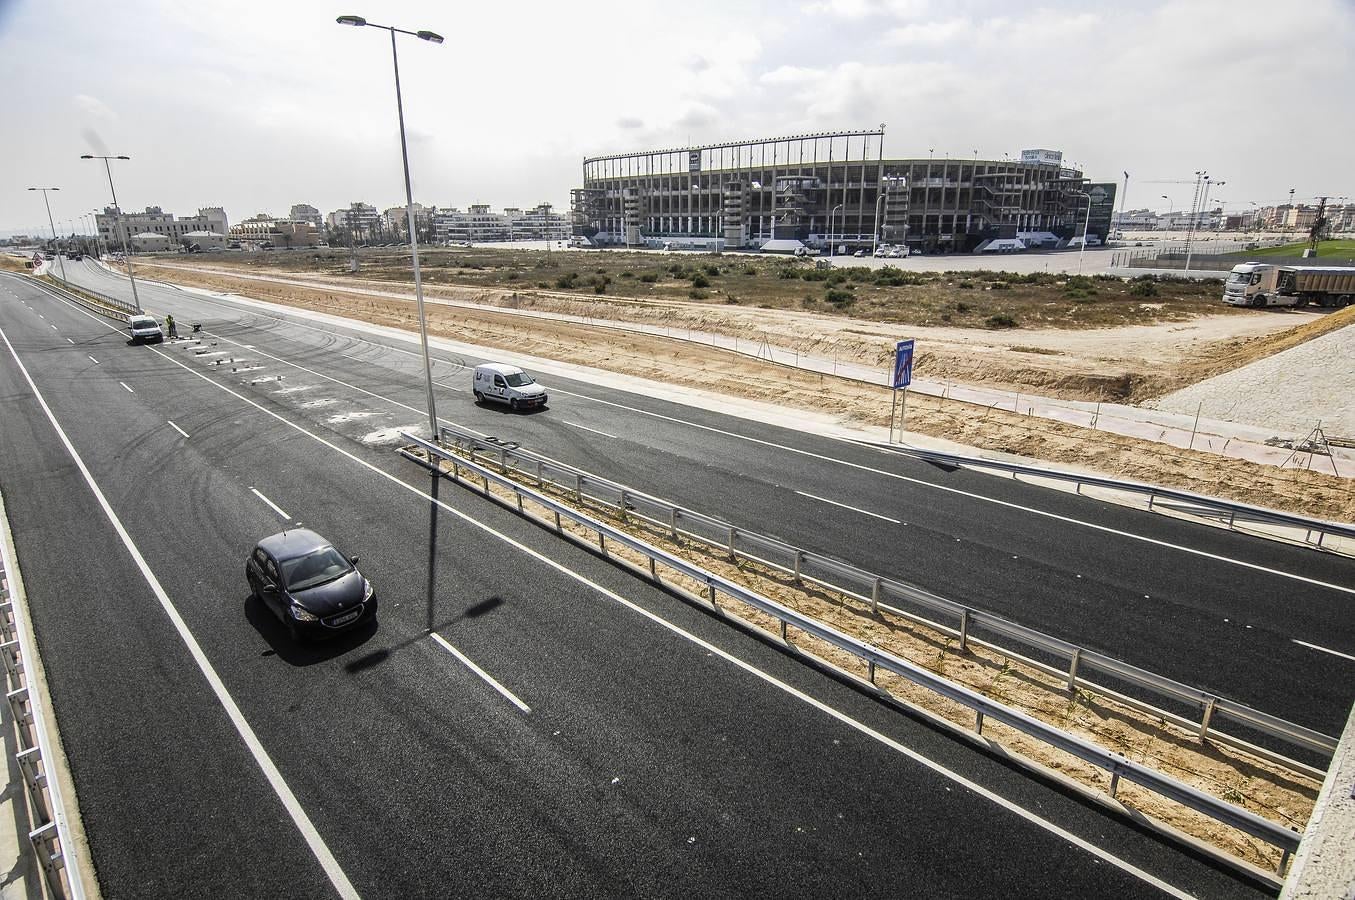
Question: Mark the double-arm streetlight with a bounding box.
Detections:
[26,187,68,281]
[80,153,142,313]
[337,14,443,438]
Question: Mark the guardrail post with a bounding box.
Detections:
[1147,491,1156,511]
[793,550,803,584]
[871,578,882,615]
[1109,768,1121,798]
[780,618,789,644]
[727,527,736,560]
[669,507,678,539]
[535,459,544,488]
[619,489,628,524]
[515,489,524,514]
[867,658,876,685]
[708,581,718,610]
[574,473,582,503]
[1227,508,1236,530]
[553,509,561,531]
[648,556,657,580]
[959,608,971,651]
[1199,695,1217,742]
[974,710,985,734]
[598,532,606,554]
[498,447,507,473]
[1066,649,1081,692]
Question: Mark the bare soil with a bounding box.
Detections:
[133,261,1355,521]
[141,254,1325,404]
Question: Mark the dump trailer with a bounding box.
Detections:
[1223,262,1355,308]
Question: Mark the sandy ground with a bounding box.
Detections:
[127,261,1355,521]
[1157,318,1355,437]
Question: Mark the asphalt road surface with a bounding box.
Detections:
[0,263,1335,898]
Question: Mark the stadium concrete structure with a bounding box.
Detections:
[571,128,1115,253]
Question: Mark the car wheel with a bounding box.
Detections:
[510,398,518,412]
[474,390,484,404]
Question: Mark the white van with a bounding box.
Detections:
[472,363,548,411]
[127,314,164,344]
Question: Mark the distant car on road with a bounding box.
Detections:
[472,362,548,411]
[127,314,164,344]
[246,529,376,640]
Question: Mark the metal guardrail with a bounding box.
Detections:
[41,273,135,322]
[402,430,1305,874]
[0,512,86,899]
[436,423,1338,774]
[870,443,1355,550]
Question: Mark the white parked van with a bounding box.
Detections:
[472,363,548,411]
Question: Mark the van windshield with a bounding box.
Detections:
[1227,272,1250,284]
[505,372,534,387]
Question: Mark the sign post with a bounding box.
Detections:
[889,338,915,442]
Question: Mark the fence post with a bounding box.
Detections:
[1199,695,1217,742]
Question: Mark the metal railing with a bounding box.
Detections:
[0,515,87,899]
[402,430,1304,878]
[435,423,1338,773]
[871,443,1355,551]
[41,273,135,322]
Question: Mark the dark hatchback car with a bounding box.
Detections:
[246,529,376,640]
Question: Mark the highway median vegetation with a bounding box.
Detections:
[410,441,1322,874]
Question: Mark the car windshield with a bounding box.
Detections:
[1227,272,1250,284]
[505,372,534,387]
[130,318,157,327]
[281,547,352,591]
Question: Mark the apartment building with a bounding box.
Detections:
[433,203,569,243]
[96,205,230,248]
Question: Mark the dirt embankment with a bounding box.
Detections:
[141,257,1320,405]
[135,261,1355,521]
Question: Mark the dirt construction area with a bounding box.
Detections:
[124,254,1355,523]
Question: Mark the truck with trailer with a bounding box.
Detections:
[1223,262,1355,308]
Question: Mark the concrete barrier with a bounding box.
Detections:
[1282,701,1355,898]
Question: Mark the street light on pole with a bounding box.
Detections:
[1071,189,1092,275]
[26,187,68,281]
[337,13,443,439]
[828,203,843,256]
[872,183,890,258]
[80,154,142,313]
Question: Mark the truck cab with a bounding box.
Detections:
[1223,263,1279,307]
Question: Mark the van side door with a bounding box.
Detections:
[493,373,508,401]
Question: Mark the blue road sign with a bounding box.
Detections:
[892,339,914,388]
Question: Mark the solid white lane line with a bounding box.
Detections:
[87,355,98,364]
[429,633,531,713]
[552,389,1355,598]
[563,421,618,439]
[120,381,134,394]
[794,490,901,524]
[0,322,360,900]
[66,338,74,344]
[249,487,290,520]
[1292,639,1355,662]
[48,320,1189,898]
[51,324,57,330]
[167,420,189,439]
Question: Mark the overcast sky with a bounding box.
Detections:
[2,0,1351,236]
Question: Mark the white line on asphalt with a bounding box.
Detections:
[794,490,901,524]
[50,324,57,330]
[0,321,361,900]
[429,633,531,713]
[1292,639,1355,662]
[35,316,1192,899]
[563,420,618,439]
[551,389,1355,598]
[433,381,464,392]
[167,420,189,439]
[87,355,98,364]
[120,381,134,394]
[249,487,290,520]
[65,338,73,344]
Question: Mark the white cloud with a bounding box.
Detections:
[884,18,968,44]
[73,93,117,121]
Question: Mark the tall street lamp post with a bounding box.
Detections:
[26,187,68,281]
[828,203,843,256]
[80,154,142,313]
[1071,189,1092,275]
[337,14,444,438]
